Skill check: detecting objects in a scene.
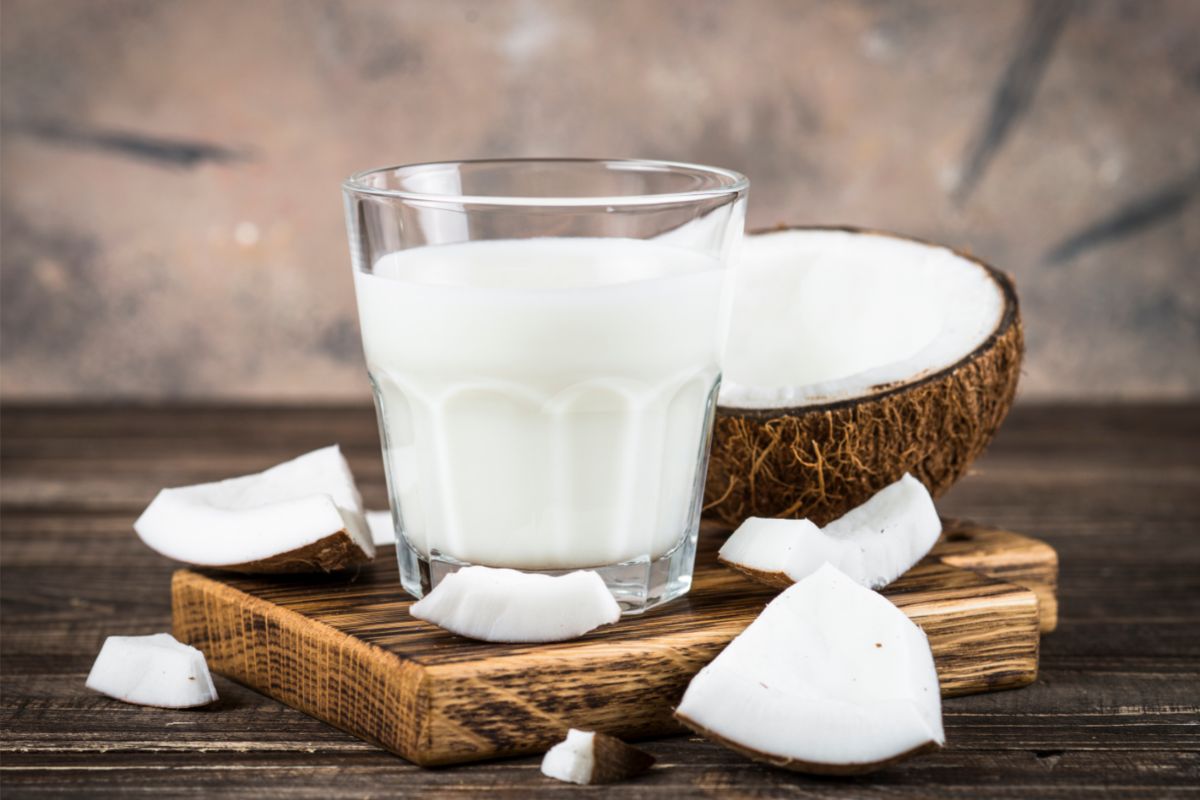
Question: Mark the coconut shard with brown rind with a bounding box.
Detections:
[134,445,375,574]
[541,729,656,784]
[705,226,1022,527]
[673,564,944,775]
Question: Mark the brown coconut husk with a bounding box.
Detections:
[704,226,1023,527]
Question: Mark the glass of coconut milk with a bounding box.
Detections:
[343,159,747,612]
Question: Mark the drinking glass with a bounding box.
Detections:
[343,159,747,612]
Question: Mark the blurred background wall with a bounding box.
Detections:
[1,0,1197,402]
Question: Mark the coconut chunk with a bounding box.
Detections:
[134,445,374,573]
[366,510,395,547]
[675,563,944,774]
[409,567,621,643]
[719,474,941,590]
[541,729,656,785]
[86,633,218,708]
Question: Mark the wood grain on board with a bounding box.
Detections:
[171,522,1052,766]
[940,518,1059,632]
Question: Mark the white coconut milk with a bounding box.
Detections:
[355,237,727,570]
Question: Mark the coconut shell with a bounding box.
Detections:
[675,712,940,776]
[587,732,656,783]
[704,227,1023,527]
[715,555,796,590]
[223,530,373,574]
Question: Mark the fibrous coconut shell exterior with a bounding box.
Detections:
[705,226,1022,527]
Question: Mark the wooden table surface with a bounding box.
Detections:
[2,404,1198,798]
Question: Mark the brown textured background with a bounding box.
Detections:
[1,0,1197,401]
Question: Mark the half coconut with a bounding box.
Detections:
[706,227,1021,526]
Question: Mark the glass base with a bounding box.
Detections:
[393,527,699,615]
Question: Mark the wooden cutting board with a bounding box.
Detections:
[171,519,1057,766]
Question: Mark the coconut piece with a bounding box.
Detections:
[540,729,656,784]
[675,563,944,775]
[86,633,218,708]
[366,510,395,547]
[134,445,374,573]
[409,566,621,643]
[719,474,941,590]
[706,226,1022,526]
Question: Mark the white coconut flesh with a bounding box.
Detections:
[409,566,622,643]
[134,445,374,569]
[719,473,942,589]
[86,633,218,708]
[366,510,395,547]
[675,563,944,774]
[720,229,1006,409]
[542,729,600,784]
[541,729,655,785]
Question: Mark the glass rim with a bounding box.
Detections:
[342,157,749,208]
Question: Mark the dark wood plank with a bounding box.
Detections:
[1,747,1198,800]
[2,403,1199,796]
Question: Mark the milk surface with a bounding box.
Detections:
[355,237,726,569]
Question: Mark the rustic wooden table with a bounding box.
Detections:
[2,404,1197,798]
